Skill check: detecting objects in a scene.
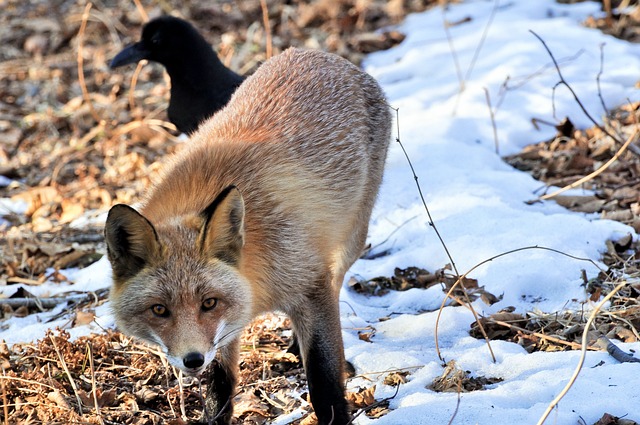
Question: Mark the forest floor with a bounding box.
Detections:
[1,0,640,423]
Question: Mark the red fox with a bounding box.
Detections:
[105,47,391,424]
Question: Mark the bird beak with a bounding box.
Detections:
[110,42,150,68]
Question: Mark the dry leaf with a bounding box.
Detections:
[74,310,95,326]
[347,385,376,408]
[383,371,409,387]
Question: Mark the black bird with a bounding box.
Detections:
[111,16,245,134]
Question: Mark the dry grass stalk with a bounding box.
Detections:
[86,343,104,424]
[434,246,604,361]
[487,319,591,351]
[77,3,101,125]
[260,0,273,59]
[49,334,83,415]
[539,128,640,201]
[1,367,8,425]
[133,0,149,22]
[536,281,627,425]
[127,59,148,114]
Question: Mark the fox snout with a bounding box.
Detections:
[183,352,205,369]
[164,345,217,376]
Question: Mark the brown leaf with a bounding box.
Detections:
[347,385,376,408]
[358,327,376,343]
[74,310,95,326]
[383,371,409,387]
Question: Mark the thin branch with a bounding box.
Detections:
[1,367,8,425]
[0,291,104,310]
[594,335,640,363]
[596,43,609,118]
[446,378,462,425]
[434,245,605,362]
[483,87,499,154]
[536,281,627,425]
[392,105,495,362]
[529,30,640,157]
[464,0,499,82]
[361,215,418,259]
[440,6,464,94]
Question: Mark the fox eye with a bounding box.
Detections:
[202,298,217,311]
[151,304,169,317]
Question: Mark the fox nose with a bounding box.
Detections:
[183,352,205,369]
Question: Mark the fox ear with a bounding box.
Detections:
[105,204,161,283]
[199,186,245,265]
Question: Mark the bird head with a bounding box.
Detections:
[110,16,207,69]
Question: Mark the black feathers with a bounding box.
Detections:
[111,16,245,134]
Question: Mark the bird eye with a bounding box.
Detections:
[202,298,217,311]
[151,304,169,317]
[150,36,160,45]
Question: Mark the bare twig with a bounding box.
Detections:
[536,281,627,425]
[595,335,640,363]
[446,378,462,425]
[596,43,610,118]
[0,291,105,310]
[361,215,418,259]
[483,87,499,154]
[392,105,495,362]
[434,245,605,361]
[440,7,464,94]
[529,30,640,157]
[177,370,188,421]
[448,0,500,114]
[0,375,57,391]
[464,0,499,82]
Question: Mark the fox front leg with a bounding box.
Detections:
[292,290,351,424]
[198,360,233,425]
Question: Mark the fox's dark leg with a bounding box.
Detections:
[196,340,239,425]
[291,282,351,424]
[199,360,233,424]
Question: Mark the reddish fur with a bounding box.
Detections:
[106,48,391,424]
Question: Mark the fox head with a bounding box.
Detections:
[105,186,252,376]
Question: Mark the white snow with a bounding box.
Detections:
[2,0,640,423]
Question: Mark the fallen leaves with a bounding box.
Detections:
[594,412,640,425]
[429,360,502,393]
[506,103,640,232]
[0,313,321,425]
[346,385,391,419]
[349,264,501,309]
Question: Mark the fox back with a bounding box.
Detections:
[105,47,391,424]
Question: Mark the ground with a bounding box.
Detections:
[1,0,640,424]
